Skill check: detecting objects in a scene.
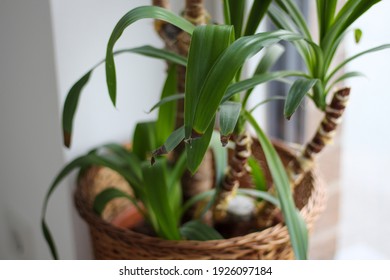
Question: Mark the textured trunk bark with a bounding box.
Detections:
[288,87,350,183]
[213,131,253,222]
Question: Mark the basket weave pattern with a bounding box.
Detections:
[74,141,326,259]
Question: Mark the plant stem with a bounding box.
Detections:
[184,0,208,25]
[288,87,350,183]
[213,130,253,222]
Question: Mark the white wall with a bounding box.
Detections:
[338,1,390,259]
[0,0,74,259]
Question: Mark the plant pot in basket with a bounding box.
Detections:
[41,1,389,261]
[74,140,326,260]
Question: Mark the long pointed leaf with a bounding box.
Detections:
[223,70,303,103]
[327,71,365,93]
[180,190,216,218]
[141,159,181,240]
[132,121,157,161]
[93,187,145,217]
[249,96,287,113]
[148,94,184,113]
[152,126,185,159]
[317,0,338,41]
[185,25,234,138]
[275,0,312,40]
[185,118,215,174]
[268,5,312,68]
[63,46,186,148]
[255,44,285,75]
[41,151,143,259]
[244,0,273,36]
[247,157,267,192]
[244,111,308,260]
[326,44,390,82]
[119,45,187,66]
[156,64,177,146]
[219,101,241,146]
[106,6,195,106]
[284,78,318,120]
[237,189,279,206]
[322,0,380,57]
[228,0,246,38]
[192,30,302,135]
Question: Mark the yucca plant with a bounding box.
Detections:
[267,0,389,182]
[41,0,325,261]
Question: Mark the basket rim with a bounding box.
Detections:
[74,140,327,250]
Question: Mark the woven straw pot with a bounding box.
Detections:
[74,140,326,260]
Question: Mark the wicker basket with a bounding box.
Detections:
[74,140,326,259]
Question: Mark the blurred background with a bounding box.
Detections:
[0,0,389,259]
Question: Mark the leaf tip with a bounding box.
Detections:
[63,131,71,148]
[151,145,168,163]
[191,129,203,139]
[220,135,231,147]
[354,28,363,44]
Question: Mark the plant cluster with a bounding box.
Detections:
[42,0,388,260]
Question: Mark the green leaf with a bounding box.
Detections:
[93,187,145,217]
[268,5,312,69]
[317,0,338,41]
[192,30,302,135]
[185,118,215,174]
[244,0,273,36]
[275,0,312,40]
[327,71,365,93]
[224,71,302,103]
[152,126,185,159]
[322,0,381,58]
[119,45,187,66]
[62,45,186,148]
[148,94,184,113]
[354,28,363,44]
[237,189,279,207]
[167,151,186,190]
[62,72,92,148]
[185,25,234,138]
[166,152,186,223]
[284,78,318,120]
[141,159,181,240]
[91,144,143,197]
[156,64,177,146]
[228,0,246,38]
[249,96,286,113]
[326,44,390,83]
[132,121,157,161]
[41,150,143,259]
[106,6,195,106]
[247,157,267,192]
[180,220,223,241]
[180,190,216,218]
[219,101,241,146]
[223,0,231,25]
[244,111,308,260]
[255,44,285,75]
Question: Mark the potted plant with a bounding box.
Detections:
[268,0,390,182]
[41,0,387,260]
